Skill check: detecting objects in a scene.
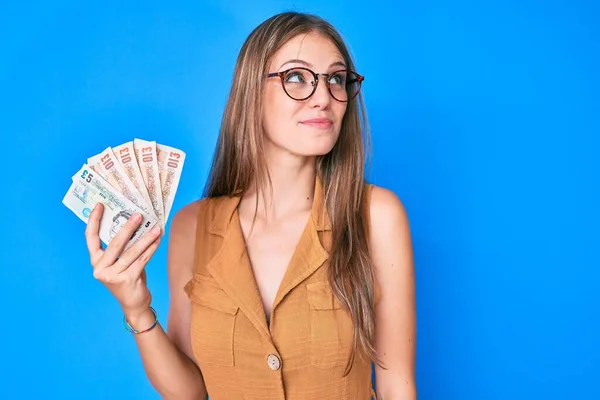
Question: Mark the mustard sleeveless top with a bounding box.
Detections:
[184,178,377,399]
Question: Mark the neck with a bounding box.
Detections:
[242,154,317,221]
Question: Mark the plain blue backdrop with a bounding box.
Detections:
[1,0,598,399]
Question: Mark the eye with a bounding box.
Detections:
[285,70,308,84]
[283,68,315,85]
[329,72,346,85]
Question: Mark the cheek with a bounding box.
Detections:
[334,103,348,124]
[264,89,302,135]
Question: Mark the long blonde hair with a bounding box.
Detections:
[203,11,378,370]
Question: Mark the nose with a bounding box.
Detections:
[307,75,332,108]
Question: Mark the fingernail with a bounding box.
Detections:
[151,226,160,235]
[133,213,142,222]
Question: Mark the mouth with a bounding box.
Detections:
[299,118,334,130]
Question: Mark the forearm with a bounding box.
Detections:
[126,308,207,400]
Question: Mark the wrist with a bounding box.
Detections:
[123,306,156,331]
[121,293,153,323]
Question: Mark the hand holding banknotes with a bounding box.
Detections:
[62,138,185,325]
[85,202,162,318]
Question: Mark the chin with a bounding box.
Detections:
[295,141,337,157]
[267,132,339,157]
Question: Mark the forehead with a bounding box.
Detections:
[269,31,344,69]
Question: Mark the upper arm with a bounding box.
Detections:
[368,186,417,398]
[165,200,201,363]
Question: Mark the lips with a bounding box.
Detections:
[299,118,333,129]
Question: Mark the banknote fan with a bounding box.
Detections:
[62,139,186,250]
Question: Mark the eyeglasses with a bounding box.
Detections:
[266,67,364,102]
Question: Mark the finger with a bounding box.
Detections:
[85,203,104,265]
[99,212,144,266]
[122,236,161,280]
[112,225,161,274]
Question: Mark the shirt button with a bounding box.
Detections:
[267,354,281,371]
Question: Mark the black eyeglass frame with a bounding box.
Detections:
[266,67,364,102]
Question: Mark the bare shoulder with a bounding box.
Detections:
[167,197,210,292]
[169,200,203,237]
[366,184,414,287]
[367,184,417,397]
[366,184,413,276]
[367,184,410,231]
[165,199,206,360]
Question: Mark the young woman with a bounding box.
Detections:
[85,11,416,400]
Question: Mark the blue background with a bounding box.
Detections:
[1,0,598,399]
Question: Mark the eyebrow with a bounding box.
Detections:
[278,59,347,70]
